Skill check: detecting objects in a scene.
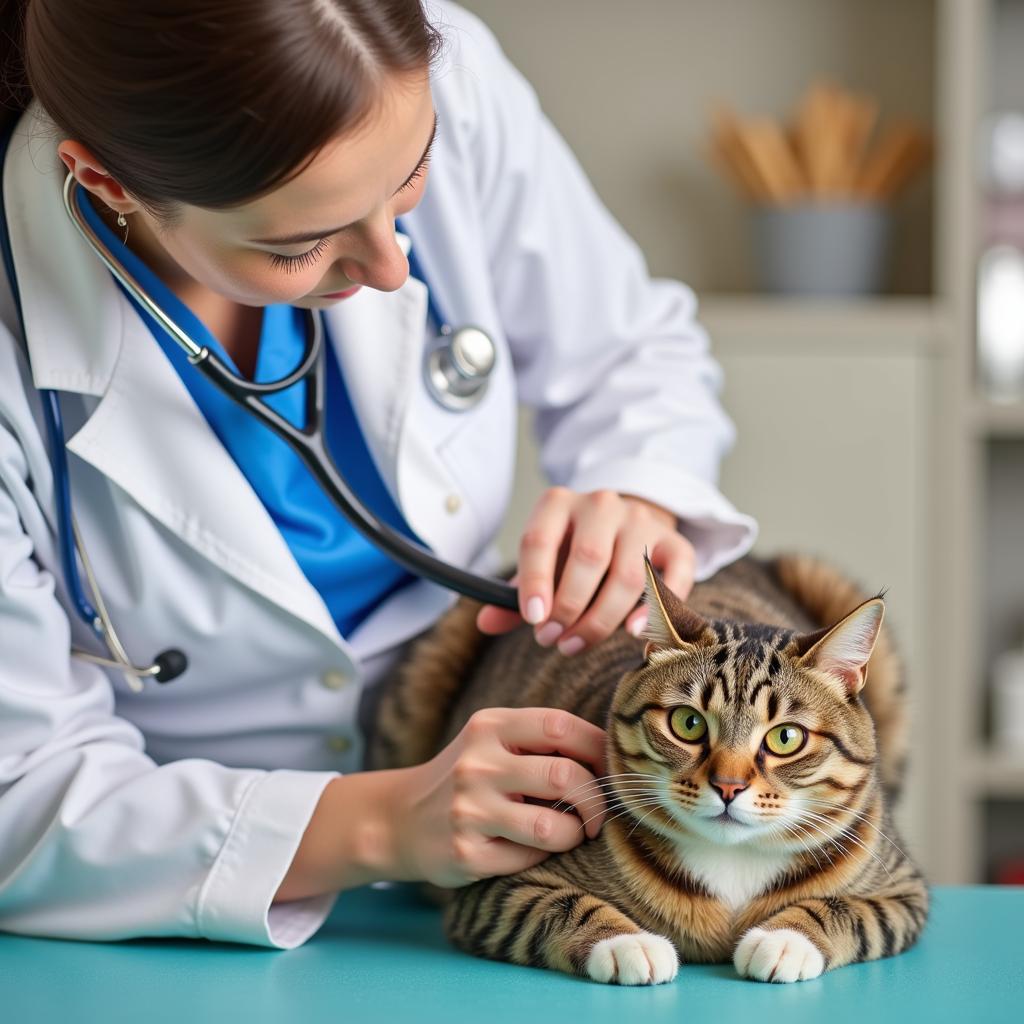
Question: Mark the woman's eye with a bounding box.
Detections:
[764,724,807,756]
[397,155,432,195]
[268,237,330,272]
[668,706,707,742]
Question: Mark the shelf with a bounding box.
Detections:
[463,0,937,296]
[700,295,945,356]
[969,399,1024,437]
[968,749,1024,796]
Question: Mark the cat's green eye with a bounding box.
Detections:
[764,724,807,756]
[669,706,707,743]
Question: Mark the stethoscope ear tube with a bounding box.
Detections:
[194,337,520,610]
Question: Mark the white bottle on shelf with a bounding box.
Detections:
[977,112,1024,402]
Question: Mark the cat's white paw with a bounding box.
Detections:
[733,927,825,983]
[586,931,678,985]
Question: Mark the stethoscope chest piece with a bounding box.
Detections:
[425,324,496,411]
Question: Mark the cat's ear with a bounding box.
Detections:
[642,554,710,659]
[795,597,885,696]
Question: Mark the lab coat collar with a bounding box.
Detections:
[2,105,446,660]
[3,105,124,395]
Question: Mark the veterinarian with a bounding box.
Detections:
[0,0,755,946]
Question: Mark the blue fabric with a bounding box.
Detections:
[79,197,419,638]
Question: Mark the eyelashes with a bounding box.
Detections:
[268,237,331,273]
[266,151,434,274]
[396,160,429,195]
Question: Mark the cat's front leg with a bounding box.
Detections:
[733,888,929,983]
[446,871,678,985]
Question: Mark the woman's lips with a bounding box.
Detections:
[318,285,362,300]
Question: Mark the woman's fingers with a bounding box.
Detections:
[495,753,607,838]
[479,488,694,651]
[553,521,650,649]
[480,797,598,851]
[543,491,624,651]
[486,707,607,775]
[515,487,575,634]
[566,529,698,649]
[475,838,553,878]
[476,574,524,635]
[649,532,697,602]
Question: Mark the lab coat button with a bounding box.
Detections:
[321,669,350,691]
[327,735,353,754]
[445,493,461,514]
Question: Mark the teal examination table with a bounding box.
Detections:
[0,884,1020,1024]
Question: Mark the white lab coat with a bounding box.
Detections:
[0,2,755,947]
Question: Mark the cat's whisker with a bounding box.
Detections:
[787,825,828,871]
[577,797,665,832]
[785,818,839,867]
[625,801,667,840]
[551,782,667,813]
[762,817,826,869]
[798,797,909,859]
[805,804,905,855]
[790,810,893,878]
[550,773,664,810]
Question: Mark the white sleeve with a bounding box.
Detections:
[440,4,757,580]
[0,386,336,947]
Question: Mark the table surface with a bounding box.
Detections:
[0,885,1020,1024]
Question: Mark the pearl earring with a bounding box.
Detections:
[116,212,128,243]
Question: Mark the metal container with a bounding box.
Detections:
[752,202,890,297]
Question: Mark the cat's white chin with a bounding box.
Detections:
[707,817,755,845]
[672,813,758,846]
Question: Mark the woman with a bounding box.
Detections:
[0,0,755,946]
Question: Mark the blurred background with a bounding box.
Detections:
[460,0,1024,886]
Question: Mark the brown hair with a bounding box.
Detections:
[1,0,441,214]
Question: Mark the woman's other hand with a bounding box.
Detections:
[476,488,696,654]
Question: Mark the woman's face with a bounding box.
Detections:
[60,71,436,309]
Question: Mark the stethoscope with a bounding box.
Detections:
[0,131,519,691]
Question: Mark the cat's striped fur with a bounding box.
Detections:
[368,554,928,984]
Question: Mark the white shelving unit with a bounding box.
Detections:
[471,0,1024,882]
[931,0,1024,884]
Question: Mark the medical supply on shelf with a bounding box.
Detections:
[978,112,1024,402]
[992,642,1024,751]
[707,82,932,296]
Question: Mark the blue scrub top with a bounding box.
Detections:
[79,197,419,638]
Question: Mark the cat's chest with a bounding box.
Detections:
[673,835,794,912]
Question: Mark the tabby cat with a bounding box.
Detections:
[368,553,929,984]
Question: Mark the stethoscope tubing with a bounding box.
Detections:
[59,175,519,611]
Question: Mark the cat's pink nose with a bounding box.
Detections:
[710,777,749,804]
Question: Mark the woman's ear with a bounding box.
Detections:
[56,140,143,216]
[641,554,710,660]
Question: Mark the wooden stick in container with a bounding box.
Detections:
[875,131,932,199]
[794,81,833,195]
[837,93,879,193]
[709,107,771,201]
[734,118,805,203]
[856,121,931,199]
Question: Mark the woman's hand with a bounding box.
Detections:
[274,707,607,903]
[390,707,608,887]
[477,488,696,654]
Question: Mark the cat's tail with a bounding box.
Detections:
[366,596,490,771]
[771,553,908,800]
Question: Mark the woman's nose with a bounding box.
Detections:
[337,218,409,293]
